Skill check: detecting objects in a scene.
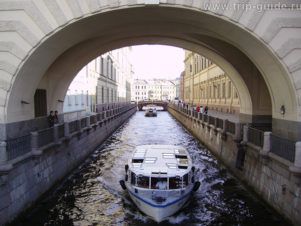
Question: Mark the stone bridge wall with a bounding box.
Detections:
[0,105,136,225]
[168,105,301,225]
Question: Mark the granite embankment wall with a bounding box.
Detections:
[168,105,301,226]
[0,106,136,225]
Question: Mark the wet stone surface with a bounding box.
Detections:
[10,112,291,226]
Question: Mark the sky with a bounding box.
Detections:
[130,45,185,80]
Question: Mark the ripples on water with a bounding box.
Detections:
[11,112,290,226]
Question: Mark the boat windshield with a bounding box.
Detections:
[169,176,183,189]
[137,175,149,188]
[130,172,191,189]
[151,177,168,190]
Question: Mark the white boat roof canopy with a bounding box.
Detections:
[129,145,192,177]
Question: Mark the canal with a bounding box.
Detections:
[10,112,290,226]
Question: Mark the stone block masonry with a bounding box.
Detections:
[0,105,136,225]
[168,105,301,225]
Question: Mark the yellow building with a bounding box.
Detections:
[184,51,240,114]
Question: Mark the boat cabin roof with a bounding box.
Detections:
[129,145,192,177]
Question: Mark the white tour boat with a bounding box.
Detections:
[119,145,200,222]
[144,106,157,117]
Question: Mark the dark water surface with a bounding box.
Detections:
[10,112,291,226]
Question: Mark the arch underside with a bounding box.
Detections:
[5,6,299,139]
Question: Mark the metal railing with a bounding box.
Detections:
[96,113,102,121]
[37,127,54,147]
[69,120,79,134]
[193,111,198,118]
[2,103,136,162]
[250,123,272,132]
[90,115,97,125]
[58,124,65,139]
[216,118,224,130]
[169,103,300,165]
[81,118,87,128]
[225,121,236,134]
[209,116,215,126]
[6,134,31,160]
[198,113,203,120]
[248,127,264,147]
[271,134,295,162]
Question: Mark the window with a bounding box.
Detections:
[228,81,232,98]
[169,176,182,189]
[75,90,78,105]
[101,87,104,103]
[137,175,150,188]
[81,91,84,105]
[67,90,72,106]
[110,60,113,79]
[234,91,238,99]
[222,82,226,98]
[100,57,104,75]
[151,177,168,190]
[107,88,109,103]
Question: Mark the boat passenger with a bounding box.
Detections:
[156,180,167,190]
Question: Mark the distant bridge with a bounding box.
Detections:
[137,101,168,111]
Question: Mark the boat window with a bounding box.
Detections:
[132,159,144,163]
[183,173,189,186]
[131,172,136,185]
[151,177,168,190]
[137,175,150,188]
[169,176,182,189]
[178,165,188,169]
[175,154,188,159]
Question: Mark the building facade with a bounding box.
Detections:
[173,77,180,99]
[179,71,185,101]
[64,47,133,113]
[131,79,177,102]
[63,66,98,113]
[184,51,240,114]
[132,79,149,102]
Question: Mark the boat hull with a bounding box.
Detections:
[126,185,194,222]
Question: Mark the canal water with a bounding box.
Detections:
[10,112,290,226]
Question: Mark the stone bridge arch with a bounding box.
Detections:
[0,0,300,139]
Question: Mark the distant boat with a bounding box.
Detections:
[119,145,200,222]
[144,106,157,117]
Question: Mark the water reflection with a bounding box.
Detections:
[10,112,290,226]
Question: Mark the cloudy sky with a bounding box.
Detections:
[130,45,185,80]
